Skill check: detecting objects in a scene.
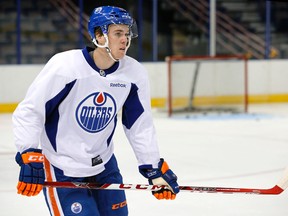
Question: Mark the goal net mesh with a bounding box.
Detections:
[167,55,248,116]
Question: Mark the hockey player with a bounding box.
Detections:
[12,5,179,216]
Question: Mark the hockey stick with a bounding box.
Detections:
[44,168,288,195]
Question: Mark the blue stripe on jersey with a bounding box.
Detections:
[107,116,117,146]
[122,83,144,129]
[45,80,77,151]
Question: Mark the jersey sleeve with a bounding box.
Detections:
[122,66,160,168]
[12,54,75,153]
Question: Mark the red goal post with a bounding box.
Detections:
[166,55,248,117]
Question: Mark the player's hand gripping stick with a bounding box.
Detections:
[15,148,45,196]
[139,158,179,200]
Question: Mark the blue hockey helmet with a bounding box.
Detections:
[88,6,138,41]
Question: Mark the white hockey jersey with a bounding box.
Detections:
[12,47,160,177]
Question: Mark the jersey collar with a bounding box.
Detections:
[82,47,119,76]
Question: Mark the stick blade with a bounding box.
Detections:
[276,167,288,191]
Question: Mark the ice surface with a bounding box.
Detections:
[1,103,288,216]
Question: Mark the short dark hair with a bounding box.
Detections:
[95,27,103,37]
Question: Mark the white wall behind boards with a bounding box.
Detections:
[0,65,43,103]
[0,60,288,108]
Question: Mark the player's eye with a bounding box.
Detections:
[113,31,131,38]
[115,32,123,37]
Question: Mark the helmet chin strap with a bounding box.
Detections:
[92,34,119,62]
[125,36,131,53]
[105,47,119,62]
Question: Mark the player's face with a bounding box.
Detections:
[107,24,131,59]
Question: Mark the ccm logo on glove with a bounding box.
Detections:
[22,152,44,163]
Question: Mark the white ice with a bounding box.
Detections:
[1,103,288,216]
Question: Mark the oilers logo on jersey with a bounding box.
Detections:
[71,202,82,214]
[76,92,117,133]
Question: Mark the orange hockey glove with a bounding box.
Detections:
[15,148,45,196]
[139,158,179,200]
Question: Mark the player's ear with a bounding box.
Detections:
[95,36,106,46]
[96,35,105,46]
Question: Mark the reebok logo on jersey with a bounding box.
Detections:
[76,92,117,133]
[110,83,126,88]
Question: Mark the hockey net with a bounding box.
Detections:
[166,55,248,117]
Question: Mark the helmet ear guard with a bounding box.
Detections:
[92,34,109,48]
